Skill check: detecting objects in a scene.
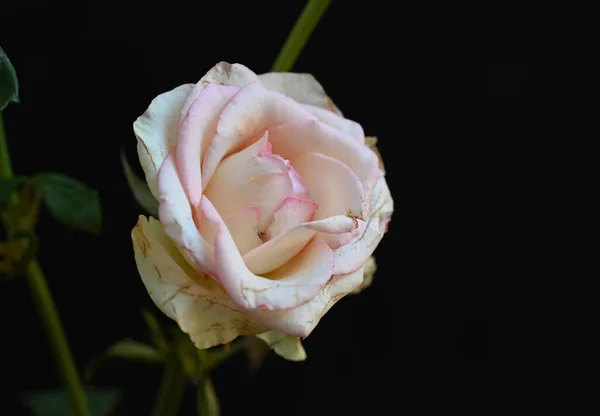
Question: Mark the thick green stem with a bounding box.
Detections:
[270,0,332,72]
[0,112,90,416]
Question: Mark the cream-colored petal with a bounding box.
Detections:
[258,72,342,115]
[333,176,394,275]
[256,330,306,362]
[134,84,194,198]
[157,153,215,275]
[248,265,366,337]
[201,82,315,188]
[176,83,240,208]
[269,119,377,190]
[300,104,365,144]
[179,62,259,124]
[132,216,266,349]
[203,132,293,230]
[351,256,376,294]
[214,221,334,310]
[291,152,365,221]
[224,207,262,256]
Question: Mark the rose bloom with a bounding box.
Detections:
[131,62,393,360]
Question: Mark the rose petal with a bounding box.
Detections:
[351,256,377,294]
[157,153,215,275]
[224,207,262,256]
[176,83,240,207]
[332,176,394,275]
[248,265,366,337]
[243,225,316,275]
[214,221,334,310]
[263,197,318,240]
[300,104,365,144]
[132,216,266,349]
[201,82,315,188]
[179,62,259,124]
[269,119,377,189]
[291,152,365,221]
[258,72,342,115]
[134,84,194,198]
[203,132,293,230]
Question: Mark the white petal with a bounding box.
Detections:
[224,207,262,256]
[214,220,334,310]
[201,82,315,188]
[132,216,266,349]
[248,265,366,337]
[258,72,342,115]
[202,132,293,229]
[263,197,318,240]
[179,62,259,124]
[269,119,377,189]
[301,104,365,144]
[134,84,194,198]
[176,83,240,208]
[291,152,365,220]
[332,176,394,275]
[157,153,215,275]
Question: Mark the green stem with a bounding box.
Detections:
[152,348,186,416]
[0,112,90,416]
[270,0,333,72]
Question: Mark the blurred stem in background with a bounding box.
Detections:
[0,113,90,416]
[271,0,332,72]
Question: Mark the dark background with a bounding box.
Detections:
[1,0,598,414]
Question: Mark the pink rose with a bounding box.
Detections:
[131,62,393,359]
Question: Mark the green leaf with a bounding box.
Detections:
[103,339,163,362]
[34,172,101,234]
[256,330,307,361]
[0,46,19,110]
[22,387,121,416]
[121,148,159,217]
[85,339,163,382]
[0,176,24,205]
[196,377,220,416]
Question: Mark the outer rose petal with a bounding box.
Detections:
[351,256,377,294]
[176,83,240,208]
[258,72,342,115]
[247,265,366,337]
[333,176,394,275]
[300,104,365,144]
[134,84,194,198]
[132,216,266,349]
[157,153,215,275]
[256,331,306,362]
[179,62,259,124]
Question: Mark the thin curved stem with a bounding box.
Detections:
[271,0,333,72]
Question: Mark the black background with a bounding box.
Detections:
[1,0,598,414]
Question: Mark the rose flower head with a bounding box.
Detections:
[131,62,393,360]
